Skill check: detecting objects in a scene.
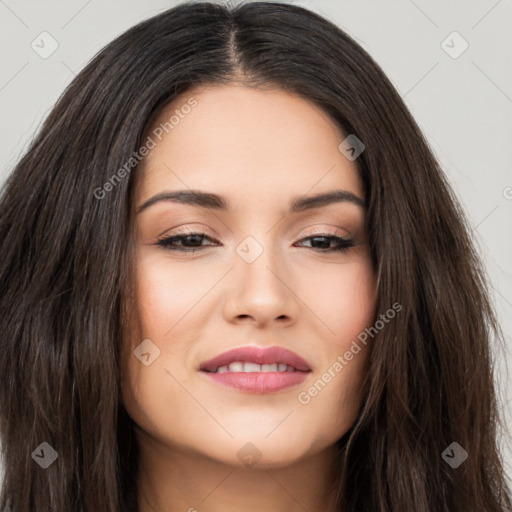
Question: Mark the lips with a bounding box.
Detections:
[199,346,312,373]
[199,346,313,393]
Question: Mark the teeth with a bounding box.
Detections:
[244,362,261,372]
[214,361,297,373]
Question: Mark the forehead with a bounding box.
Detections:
[137,84,364,205]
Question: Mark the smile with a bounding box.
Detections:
[199,346,312,393]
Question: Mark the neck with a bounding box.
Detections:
[135,431,341,512]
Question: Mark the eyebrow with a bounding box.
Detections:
[136,189,366,214]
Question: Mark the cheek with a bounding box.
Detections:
[132,253,211,337]
[309,258,376,343]
[121,252,223,436]
[295,259,375,422]
[120,258,177,430]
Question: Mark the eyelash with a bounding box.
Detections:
[155,232,355,254]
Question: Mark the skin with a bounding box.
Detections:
[121,83,377,512]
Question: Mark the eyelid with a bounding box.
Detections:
[300,224,352,239]
[153,223,218,241]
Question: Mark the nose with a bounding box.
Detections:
[222,242,300,328]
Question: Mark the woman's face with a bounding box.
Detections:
[122,83,376,468]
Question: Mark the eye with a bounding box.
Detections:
[155,232,218,253]
[155,232,355,254]
[294,234,355,252]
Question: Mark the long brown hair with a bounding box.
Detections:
[0,2,510,511]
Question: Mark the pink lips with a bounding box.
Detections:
[199,346,312,394]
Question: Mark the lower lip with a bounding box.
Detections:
[200,371,310,393]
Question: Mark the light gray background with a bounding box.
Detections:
[1,0,511,481]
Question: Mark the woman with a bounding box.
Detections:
[0,2,510,511]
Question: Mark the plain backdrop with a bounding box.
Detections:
[1,0,511,482]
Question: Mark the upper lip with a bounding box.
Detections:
[199,346,312,372]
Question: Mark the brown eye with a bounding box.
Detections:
[156,232,218,252]
[294,234,355,252]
